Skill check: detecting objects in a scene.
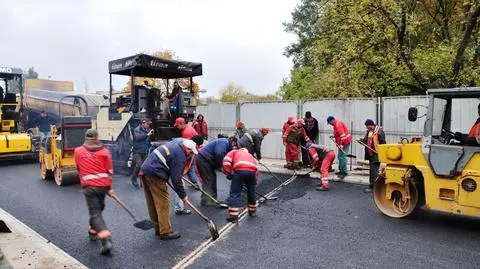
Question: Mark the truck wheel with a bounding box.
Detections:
[373,176,420,218]
[54,167,63,186]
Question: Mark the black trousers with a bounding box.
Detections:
[301,141,310,166]
[229,171,256,210]
[369,161,381,189]
[196,155,218,201]
[132,153,147,179]
[84,186,109,232]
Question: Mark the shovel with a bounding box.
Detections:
[355,140,378,154]
[182,176,228,208]
[166,182,219,241]
[110,193,155,231]
[329,137,357,158]
[258,161,284,185]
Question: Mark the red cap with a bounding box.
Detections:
[288,116,295,123]
[174,117,186,127]
[261,127,270,135]
[236,121,244,129]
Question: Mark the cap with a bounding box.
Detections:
[364,119,375,126]
[297,119,305,125]
[85,129,99,138]
[236,121,244,129]
[174,117,186,127]
[326,116,335,123]
[261,127,270,135]
[182,139,198,154]
[288,116,295,122]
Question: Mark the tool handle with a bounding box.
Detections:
[182,177,219,204]
[166,181,210,222]
[329,137,347,154]
[355,140,378,154]
[110,193,138,222]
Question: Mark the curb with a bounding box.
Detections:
[0,208,87,269]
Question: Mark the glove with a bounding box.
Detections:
[107,189,115,197]
[182,196,189,203]
[338,145,344,151]
[226,174,233,180]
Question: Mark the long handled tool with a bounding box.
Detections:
[355,140,378,154]
[329,136,357,158]
[166,182,219,241]
[258,161,283,185]
[110,193,155,230]
[182,177,228,208]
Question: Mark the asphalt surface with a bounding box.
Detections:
[1,161,480,269]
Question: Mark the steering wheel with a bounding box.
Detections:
[440,129,455,144]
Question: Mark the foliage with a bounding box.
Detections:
[219,83,281,102]
[25,67,39,79]
[280,0,480,99]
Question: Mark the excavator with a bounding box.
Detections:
[0,67,39,160]
[373,87,480,219]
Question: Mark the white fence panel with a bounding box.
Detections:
[451,98,479,133]
[196,103,236,140]
[240,101,298,159]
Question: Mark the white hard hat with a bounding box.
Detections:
[182,139,198,154]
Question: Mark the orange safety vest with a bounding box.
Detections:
[468,121,480,144]
[367,126,382,155]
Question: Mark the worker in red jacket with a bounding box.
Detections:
[192,114,208,140]
[222,148,259,222]
[283,119,311,169]
[281,116,296,137]
[327,116,352,178]
[174,117,198,139]
[306,142,336,191]
[74,129,114,255]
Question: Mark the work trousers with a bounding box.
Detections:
[301,141,310,166]
[195,155,218,204]
[338,143,351,175]
[142,176,172,235]
[132,153,147,179]
[174,181,186,211]
[229,171,257,216]
[84,186,109,233]
[369,154,380,189]
[319,151,336,179]
[285,142,299,163]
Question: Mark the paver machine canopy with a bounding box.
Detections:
[373,87,480,219]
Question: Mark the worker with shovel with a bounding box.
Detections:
[140,139,198,240]
[222,148,259,222]
[357,119,386,193]
[74,129,114,255]
[305,142,336,191]
[327,116,352,179]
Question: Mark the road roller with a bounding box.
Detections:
[373,88,480,219]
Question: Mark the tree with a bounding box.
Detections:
[281,0,480,99]
[25,67,39,79]
[219,83,247,102]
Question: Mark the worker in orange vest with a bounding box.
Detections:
[358,119,386,193]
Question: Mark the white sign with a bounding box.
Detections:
[0,67,13,73]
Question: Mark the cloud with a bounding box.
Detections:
[0,0,298,96]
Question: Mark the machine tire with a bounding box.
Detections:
[40,161,53,180]
[373,176,420,219]
[54,167,63,186]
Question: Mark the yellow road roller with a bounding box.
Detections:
[374,88,480,219]
[39,96,91,186]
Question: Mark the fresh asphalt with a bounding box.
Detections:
[1,161,480,269]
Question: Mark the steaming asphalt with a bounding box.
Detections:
[1,160,480,269]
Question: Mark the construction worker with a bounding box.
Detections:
[235,121,247,139]
[281,116,296,138]
[174,117,198,138]
[195,137,238,207]
[455,103,480,146]
[73,129,114,255]
[32,111,57,140]
[171,135,204,215]
[192,114,208,140]
[302,111,319,167]
[327,116,352,179]
[238,128,269,160]
[306,142,336,191]
[131,119,153,188]
[222,148,259,222]
[140,139,198,240]
[283,119,311,169]
[358,119,386,193]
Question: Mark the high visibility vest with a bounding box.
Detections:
[367,126,382,155]
[468,121,480,144]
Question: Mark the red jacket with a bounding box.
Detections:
[74,140,113,189]
[332,119,352,146]
[181,125,198,139]
[283,124,311,145]
[192,120,208,137]
[222,148,258,176]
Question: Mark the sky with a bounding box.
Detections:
[0,0,299,97]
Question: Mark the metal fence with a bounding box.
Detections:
[195,96,479,162]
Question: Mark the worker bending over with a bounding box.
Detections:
[283,119,311,169]
[306,142,335,191]
[223,148,259,222]
[239,128,270,160]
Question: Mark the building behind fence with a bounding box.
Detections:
[195,96,478,162]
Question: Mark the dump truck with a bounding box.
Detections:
[96,53,202,174]
[373,87,480,219]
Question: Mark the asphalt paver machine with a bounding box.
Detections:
[374,88,480,219]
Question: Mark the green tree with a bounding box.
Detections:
[25,67,39,79]
[219,83,246,102]
[281,0,480,99]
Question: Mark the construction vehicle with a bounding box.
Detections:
[39,96,91,186]
[0,67,39,160]
[373,87,480,219]
[96,53,202,174]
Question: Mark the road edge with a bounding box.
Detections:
[0,207,87,269]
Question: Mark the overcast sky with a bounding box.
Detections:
[1,0,299,97]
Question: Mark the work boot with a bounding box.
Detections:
[316,184,329,191]
[99,236,113,255]
[201,196,217,207]
[159,231,181,240]
[226,215,238,223]
[130,177,140,188]
[175,209,192,215]
[88,228,97,241]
